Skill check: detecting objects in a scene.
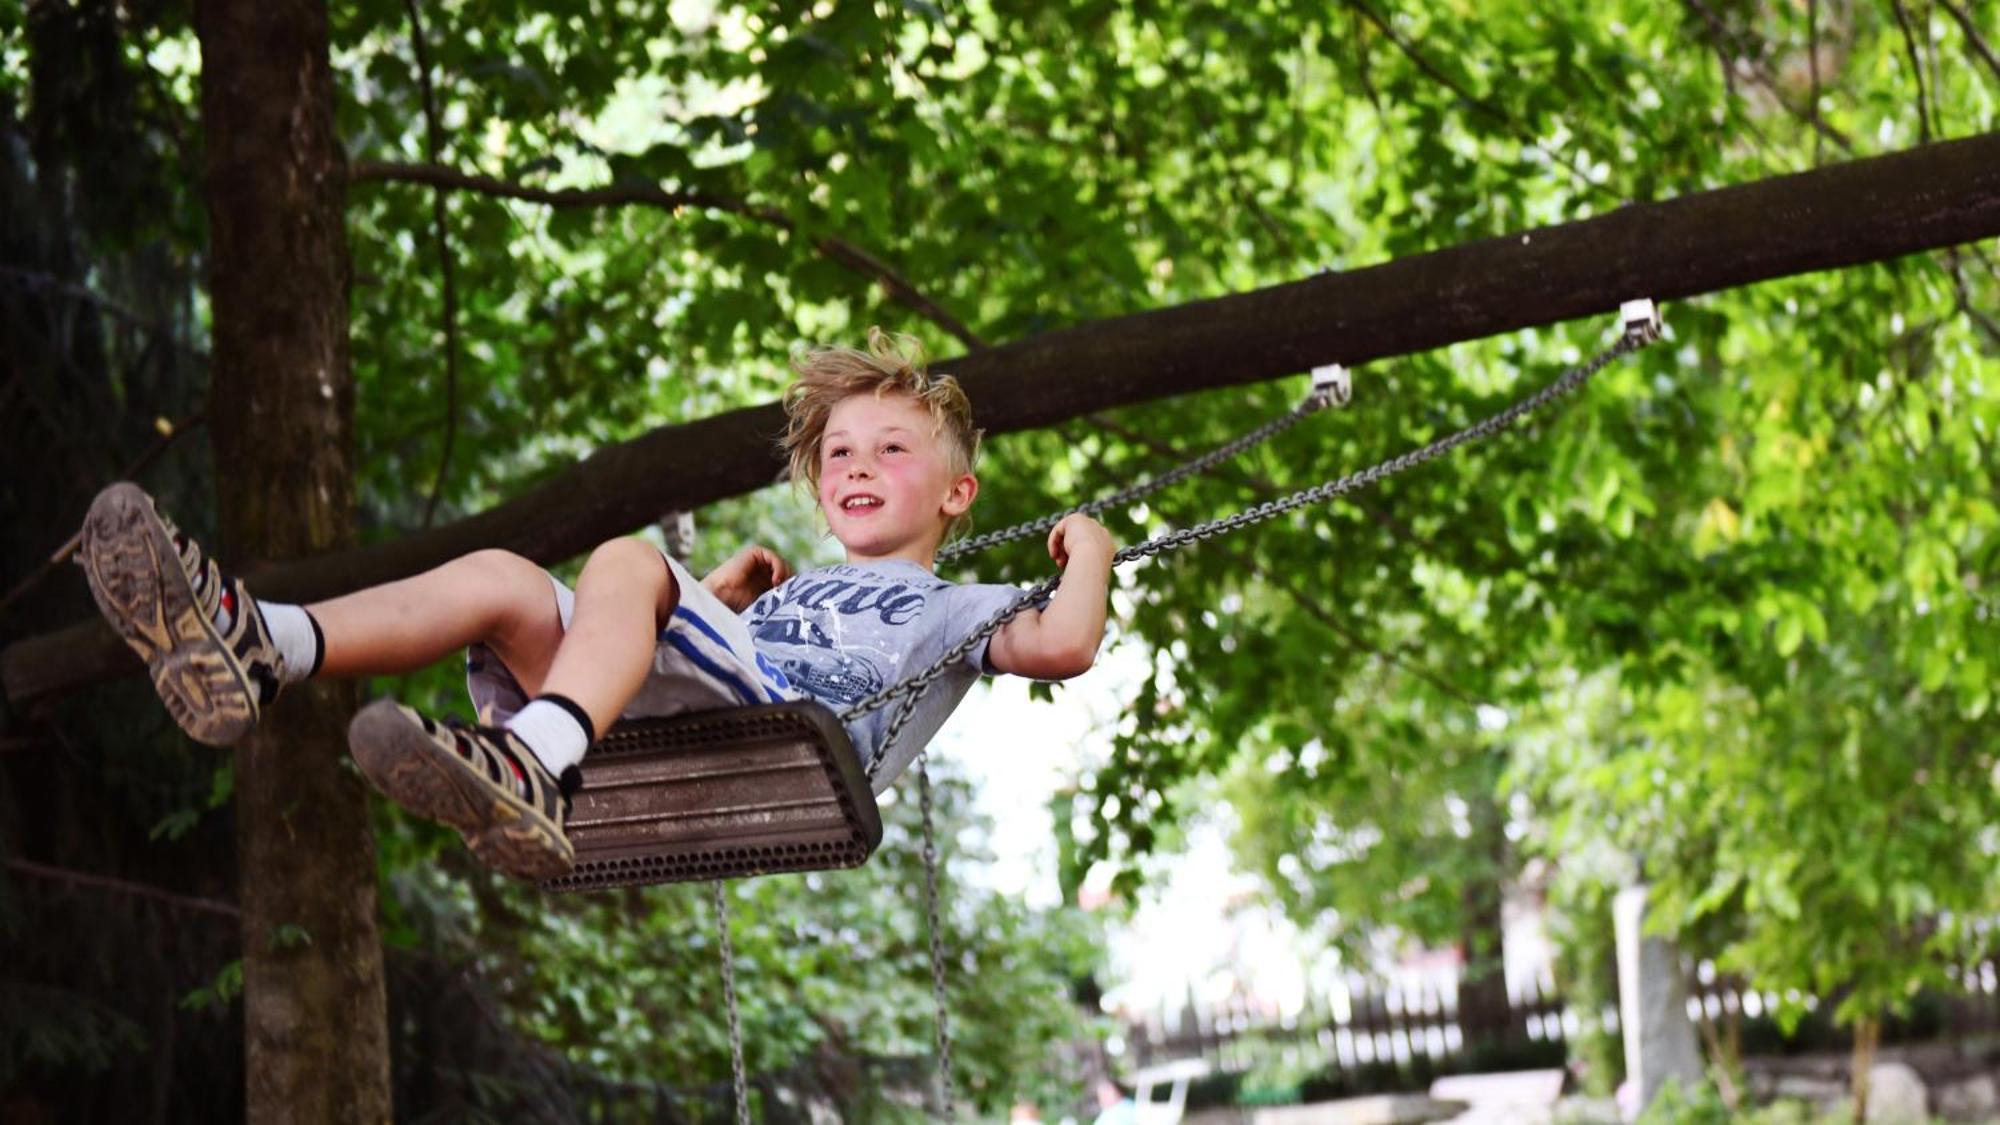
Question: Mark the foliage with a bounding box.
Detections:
[1636,1078,1839,1125]
[4,0,2000,1115]
[0,983,146,1087]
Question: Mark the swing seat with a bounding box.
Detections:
[540,701,881,892]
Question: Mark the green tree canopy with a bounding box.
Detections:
[4,0,1998,1117]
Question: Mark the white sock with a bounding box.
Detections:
[505,697,593,777]
[257,602,323,684]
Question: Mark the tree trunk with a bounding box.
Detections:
[9,132,2000,705]
[194,0,390,1119]
[1850,1015,1881,1124]
[1691,977,1744,1109]
[1456,791,1511,1048]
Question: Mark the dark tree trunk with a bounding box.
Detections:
[1455,792,1513,1048]
[193,0,390,1119]
[8,132,2000,705]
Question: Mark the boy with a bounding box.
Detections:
[79,329,1114,881]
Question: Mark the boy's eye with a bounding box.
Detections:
[883,443,905,454]
[826,446,849,459]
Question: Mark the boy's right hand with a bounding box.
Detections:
[702,545,793,613]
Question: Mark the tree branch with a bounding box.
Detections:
[7,857,241,919]
[1886,0,1935,144]
[0,264,210,358]
[1160,53,1301,262]
[0,412,208,627]
[1937,0,2000,83]
[403,0,462,529]
[1346,8,1408,178]
[1807,0,1822,166]
[1971,243,2000,286]
[11,135,2000,707]
[1680,0,1853,154]
[1347,6,1386,117]
[1941,248,2000,347]
[347,159,986,349]
[1697,32,1787,167]
[1214,540,1480,706]
[1340,0,1615,203]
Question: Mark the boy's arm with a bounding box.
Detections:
[701,545,792,613]
[986,514,1114,680]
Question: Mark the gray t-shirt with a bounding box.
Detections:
[743,560,1020,792]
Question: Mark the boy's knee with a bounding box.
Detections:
[461,548,543,590]
[458,548,558,615]
[583,537,670,585]
[585,539,679,623]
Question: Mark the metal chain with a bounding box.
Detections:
[846,327,1652,776]
[916,753,956,1117]
[935,386,1343,565]
[858,574,1058,779]
[712,881,752,1125]
[1107,333,1642,566]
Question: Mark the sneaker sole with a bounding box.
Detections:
[348,700,575,881]
[80,483,259,747]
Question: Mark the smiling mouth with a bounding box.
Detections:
[841,496,883,512]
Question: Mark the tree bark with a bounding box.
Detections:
[194,0,390,1119]
[1850,1015,1882,1123]
[7,131,2000,706]
[1455,791,1512,1048]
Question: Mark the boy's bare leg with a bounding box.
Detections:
[343,538,676,881]
[81,481,649,880]
[307,548,566,690]
[537,537,681,736]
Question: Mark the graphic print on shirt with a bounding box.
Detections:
[745,568,938,707]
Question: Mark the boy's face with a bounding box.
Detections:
[817,392,976,565]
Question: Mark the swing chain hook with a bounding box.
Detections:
[1307,363,1353,411]
[1620,298,1663,345]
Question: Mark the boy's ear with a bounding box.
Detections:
[942,472,978,518]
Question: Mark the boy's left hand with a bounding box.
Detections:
[988,513,1116,681]
[702,545,793,613]
[1047,513,1114,570]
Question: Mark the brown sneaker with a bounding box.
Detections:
[347,699,578,881]
[78,482,286,746]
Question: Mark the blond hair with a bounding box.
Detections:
[781,328,982,539]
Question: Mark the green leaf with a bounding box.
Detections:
[1774,613,1804,658]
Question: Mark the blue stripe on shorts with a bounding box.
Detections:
[664,632,761,706]
[672,605,789,703]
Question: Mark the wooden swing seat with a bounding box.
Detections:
[540,701,881,893]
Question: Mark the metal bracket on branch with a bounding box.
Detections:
[1311,363,1354,409]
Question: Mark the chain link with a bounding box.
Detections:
[846,329,1652,778]
[712,881,752,1125]
[916,754,956,1116]
[935,388,1341,565]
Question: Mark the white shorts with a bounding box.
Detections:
[465,552,797,726]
